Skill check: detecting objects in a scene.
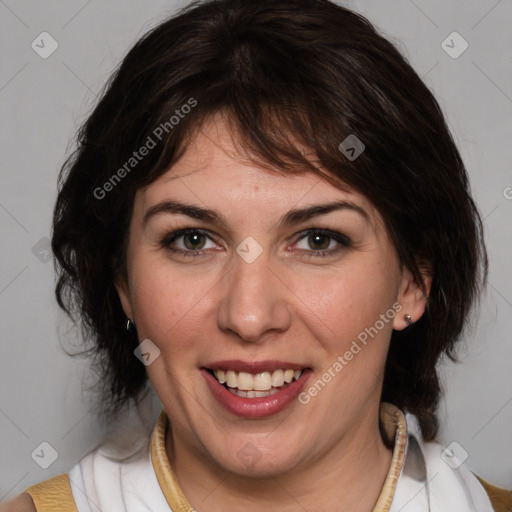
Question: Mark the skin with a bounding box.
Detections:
[114,113,431,512]
[0,494,36,512]
[2,113,430,512]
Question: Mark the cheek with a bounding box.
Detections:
[127,235,400,362]
[128,255,208,351]
[292,258,399,353]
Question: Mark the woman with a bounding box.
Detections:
[3,0,509,510]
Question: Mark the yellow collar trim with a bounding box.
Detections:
[151,411,195,512]
[373,402,408,511]
[151,402,408,512]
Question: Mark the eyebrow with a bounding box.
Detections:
[142,199,369,229]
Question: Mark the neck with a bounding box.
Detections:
[166,409,393,512]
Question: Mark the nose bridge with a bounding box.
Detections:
[216,247,291,342]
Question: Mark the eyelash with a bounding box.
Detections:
[160,227,351,259]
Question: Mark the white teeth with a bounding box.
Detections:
[271,369,284,387]
[226,370,237,388]
[213,368,303,393]
[283,369,294,383]
[253,390,271,397]
[253,372,272,391]
[237,372,253,391]
[228,387,281,398]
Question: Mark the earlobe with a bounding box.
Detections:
[393,267,432,331]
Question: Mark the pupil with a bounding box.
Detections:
[184,232,205,250]
[309,233,329,250]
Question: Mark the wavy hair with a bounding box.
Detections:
[52,0,487,441]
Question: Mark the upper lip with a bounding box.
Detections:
[204,360,309,373]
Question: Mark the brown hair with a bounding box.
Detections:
[52,0,487,441]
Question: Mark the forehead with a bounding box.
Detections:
[137,115,381,228]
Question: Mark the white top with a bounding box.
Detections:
[63,404,495,512]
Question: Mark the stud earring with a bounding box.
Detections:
[126,318,136,333]
[404,314,412,326]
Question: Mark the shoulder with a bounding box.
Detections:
[21,474,77,512]
[400,411,510,511]
[475,475,512,512]
[0,493,36,512]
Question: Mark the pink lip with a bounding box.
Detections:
[205,360,307,373]
[201,367,312,419]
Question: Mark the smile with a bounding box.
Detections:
[211,368,303,398]
[202,363,311,418]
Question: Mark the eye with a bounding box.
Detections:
[161,228,219,257]
[160,227,350,259]
[293,229,351,258]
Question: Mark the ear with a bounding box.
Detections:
[393,264,432,330]
[114,274,134,320]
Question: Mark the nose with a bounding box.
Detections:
[216,249,292,343]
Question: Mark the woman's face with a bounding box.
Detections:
[117,114,427,477]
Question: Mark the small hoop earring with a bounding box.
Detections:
[126,318,136,333]
[404,314,412,326]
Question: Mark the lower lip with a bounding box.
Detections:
[202,369,311,418]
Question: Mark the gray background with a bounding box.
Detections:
[1,0,511,499]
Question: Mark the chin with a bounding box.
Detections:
[204,433,306,478]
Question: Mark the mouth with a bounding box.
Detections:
[201,362,311,418]
[206,368,303,398]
